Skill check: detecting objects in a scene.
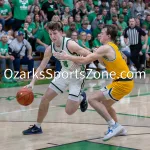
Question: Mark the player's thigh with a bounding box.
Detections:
[68,78,84,100]
[41,87,58,103]
[88,89,115,108]
[49,72,69,94]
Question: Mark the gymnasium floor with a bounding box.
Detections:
[0,74,150,150]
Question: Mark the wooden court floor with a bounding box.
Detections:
[0,75,150,150]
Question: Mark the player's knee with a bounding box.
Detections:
[40,97,49,105]
[88,95,97,105]
[65,108,74,115]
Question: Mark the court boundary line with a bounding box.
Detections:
[87,141,139,150]
[1,104,150,119]
[46,143,59,146]
[37,139,139,150]
[0,121,150,129]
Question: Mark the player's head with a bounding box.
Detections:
[100,25,117,44]
[48,21,63,43]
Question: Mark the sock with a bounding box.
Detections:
[35,123,41,128]
[107,119,115,127]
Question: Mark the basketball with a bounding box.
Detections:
[16,88,34,106]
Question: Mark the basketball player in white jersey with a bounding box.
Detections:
[22,21,91,135]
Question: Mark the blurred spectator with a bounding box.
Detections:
[93,20,104,38]
[92,33,102,48]
[51,15,60,22]
[86,33,92,49]
[36,23,51,53]
[91,14,103,30]
[135,18,141,27]
[0,0,13,29]
[143,14,150,30]
[9,31,34,78]
[102,8,110,24]
[118,14,128,31]
[99,0,109,14]
[86,0,94,13]
[66,22,76,37]
[60,0,74,11]
[12,0,33,31]
[78,20,91,34]
[72,1,81,18]
[144,3,150,19]
[133,0,145,19]
[74,14,81,30]
[61,6,71,19]
[71,31,78,42]
[62,18,69,32]
[41,0,58,21]
[78,31,90,50]
[7,29,14,45]
[29,5,45,22]
[68,16,74,25]
[88,5,100,23]
[0,33,15,82]
[122,7,130,23]
[0,23,5,39]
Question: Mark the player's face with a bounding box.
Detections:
[100,28,109,44]
[49,30,62,43]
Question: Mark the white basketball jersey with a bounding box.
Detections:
[51,37,85,72]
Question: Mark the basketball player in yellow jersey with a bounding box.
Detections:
[54,25,134,141]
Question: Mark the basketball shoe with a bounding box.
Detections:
[80,91,88,112]
[103,123,123,141]
[22,125,43,135]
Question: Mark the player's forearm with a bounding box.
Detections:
[31,66,45,84]
[77,48,92,57]
[82,49,92,56]
[68,55,89,64]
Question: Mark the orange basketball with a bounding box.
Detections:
[16,88,34,106]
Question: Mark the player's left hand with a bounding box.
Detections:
[53,51,69,60]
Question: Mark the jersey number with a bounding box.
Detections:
[63,61,68,68]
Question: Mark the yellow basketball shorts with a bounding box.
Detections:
[100,80,134,101]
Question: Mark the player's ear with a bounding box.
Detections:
[108,35,111,38]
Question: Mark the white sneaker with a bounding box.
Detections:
[89,62,97,69]
[103,123,123,141]
[116,128,127,136]
[104,127,127,136]
[130,65,137,72]
[98,63,105,69]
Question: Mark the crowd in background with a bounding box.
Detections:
[0,0,150,82]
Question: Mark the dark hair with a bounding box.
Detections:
[48,21,63,32]
[103,25,117,42]
[129,17,136,21]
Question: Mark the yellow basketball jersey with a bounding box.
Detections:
[101,42,132,80]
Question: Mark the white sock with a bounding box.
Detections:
[35,123,41,128]
[107,119,115,127]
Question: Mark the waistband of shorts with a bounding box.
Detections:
[114,78,133,82]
